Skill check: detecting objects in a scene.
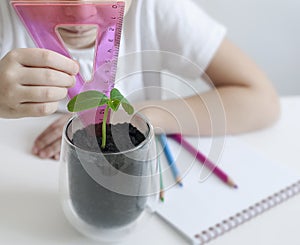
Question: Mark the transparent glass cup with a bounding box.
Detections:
[59,110,159,242]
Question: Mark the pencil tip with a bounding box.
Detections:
[159,193,164,202]
[176,177,183,187]
[227,178,238,189]
[159,191,164,202]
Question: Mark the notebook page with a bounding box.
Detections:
[155,137,300,244]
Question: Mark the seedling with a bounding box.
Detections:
[67,88,134,148]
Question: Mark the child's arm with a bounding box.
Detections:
[31,38,280,160]
[0,48,79,118]
[135,38,280,136]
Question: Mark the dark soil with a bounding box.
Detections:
[67,122,149,229]
[72,122,145,153]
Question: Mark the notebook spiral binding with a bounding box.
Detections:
[194,180,300,244]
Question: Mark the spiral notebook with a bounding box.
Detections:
[155,137,300,244]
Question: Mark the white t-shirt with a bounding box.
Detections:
[0,0,226,110]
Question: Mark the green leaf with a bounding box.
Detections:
[110,88,134,114]
[121,102,134,115]
[67,90,108,112]
[110,88,124,101]
[108,99,121,111]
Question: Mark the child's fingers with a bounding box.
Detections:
[53,153,61,161]
[20,86,68,103]
[32,114,70,158]
[20,67,76,88]
[11,48,79,75]
[36,138,62,159]
[18,102,59,117]
[33,121,64,151]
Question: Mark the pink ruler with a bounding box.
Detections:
[12,1,125,123]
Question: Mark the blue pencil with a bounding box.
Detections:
[158,133,183,187]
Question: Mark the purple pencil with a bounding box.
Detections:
[169,134,238,188]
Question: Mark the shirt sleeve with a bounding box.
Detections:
[153,0,227,78]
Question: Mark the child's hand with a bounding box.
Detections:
[0,48,79,118]
[32,114,72,160]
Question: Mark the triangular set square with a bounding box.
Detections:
[12,1,125,99]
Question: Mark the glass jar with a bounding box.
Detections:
[60,110,158,242]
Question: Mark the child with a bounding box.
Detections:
[0,0,280,160]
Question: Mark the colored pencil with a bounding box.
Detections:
[158,155,165,202]
[158,134,183,187]
[169,134,238,188]
[155,136,165,202]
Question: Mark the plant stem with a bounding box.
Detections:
[101,106,109,149]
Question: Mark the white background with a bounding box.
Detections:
[197,0,300,95]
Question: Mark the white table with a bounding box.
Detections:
[0,96,299,245]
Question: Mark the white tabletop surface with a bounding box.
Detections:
[0,96,299,245]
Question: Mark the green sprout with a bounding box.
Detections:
[67,88,134,148]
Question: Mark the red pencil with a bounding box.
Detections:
[169,134,238,188]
